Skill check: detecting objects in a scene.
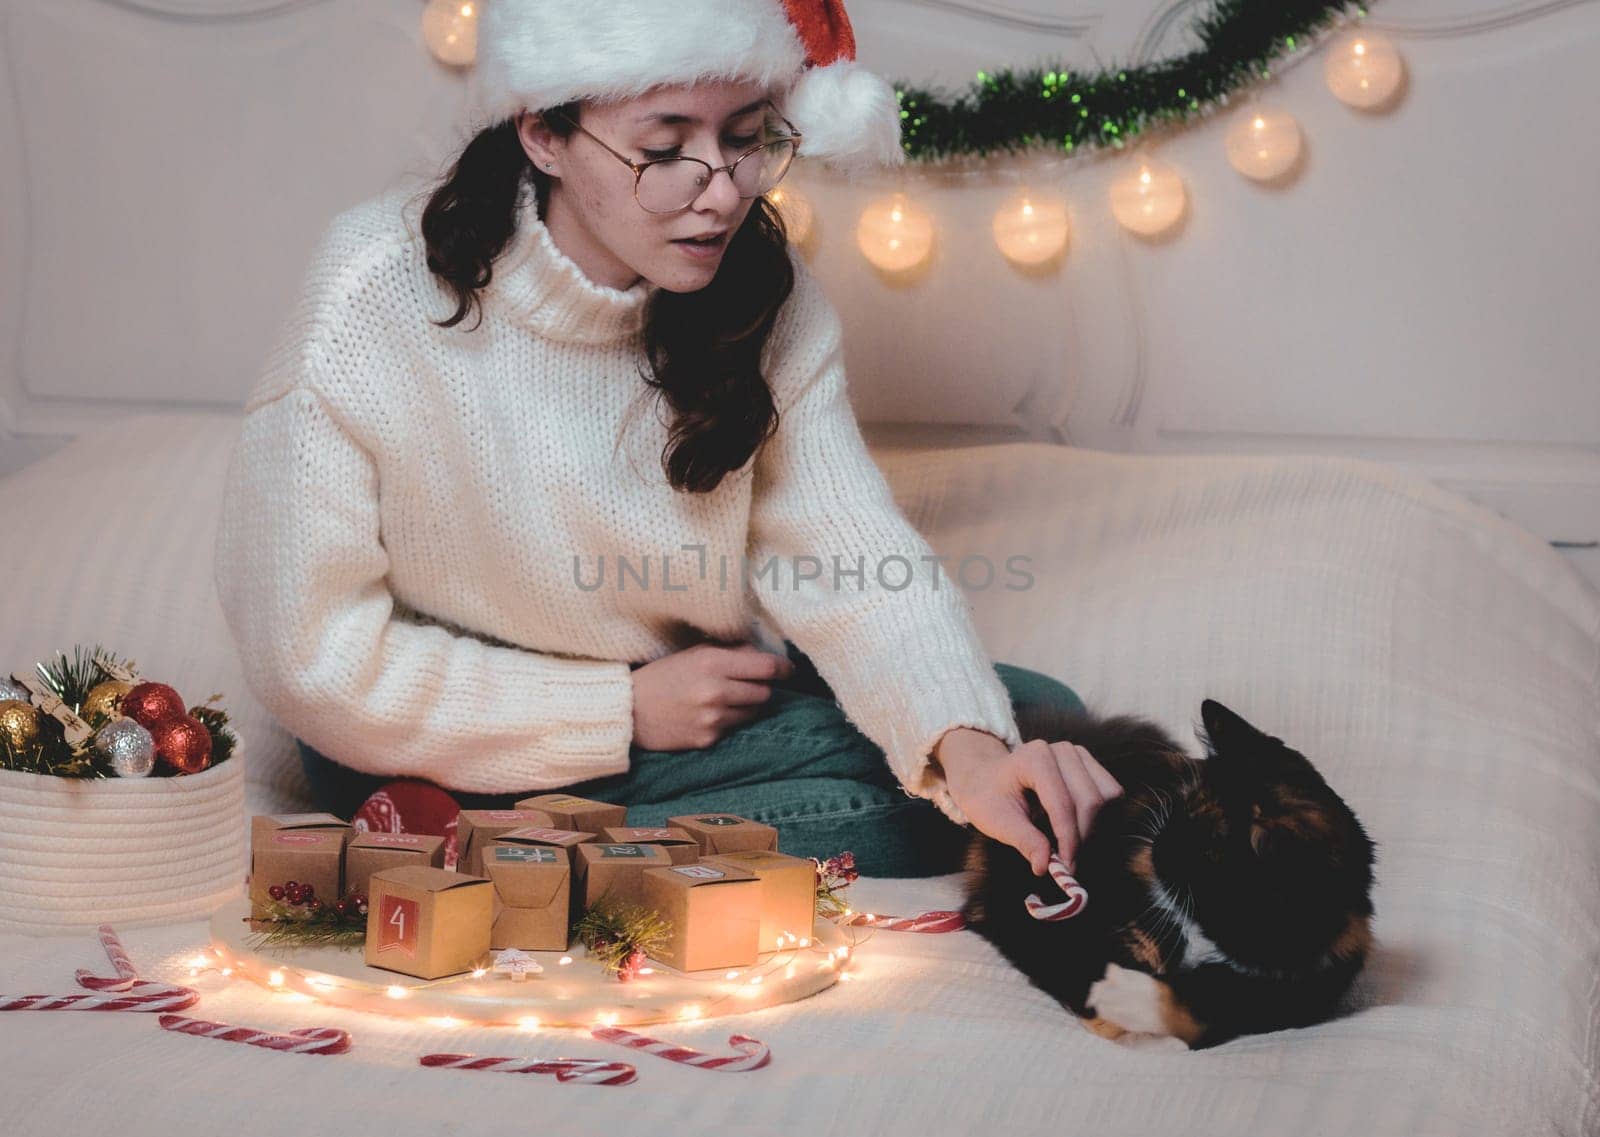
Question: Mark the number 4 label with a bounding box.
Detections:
[378,895,419,958]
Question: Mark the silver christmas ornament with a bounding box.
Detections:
[0,678,30,704]
[96,715,156,777]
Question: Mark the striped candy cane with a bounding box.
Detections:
[159,1014,352,1055]
[420,1053,636,1085]
[1025,855,1089,921]
[590,1025,771,1072]
[841,909,966,933]
[1,985,199,1013]
[75,924,142,991]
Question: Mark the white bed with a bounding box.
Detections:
[0,411,1595,1137]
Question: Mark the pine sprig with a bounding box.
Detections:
[890,1,1371,162]
[574,898,673,979]
[244,890,369,950]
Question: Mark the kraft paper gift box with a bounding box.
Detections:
[249,813,354,921]
[454,809,557,876]
[667,813,780,856]
[492,825,595,853]
[574,842,674,913]
[344,831,445,898]
[601,825,700,865]
[513,793,627,835]
[484,845,571,952]
[640,862,762,972]
[703,850,819,952]
[364,865,493,980]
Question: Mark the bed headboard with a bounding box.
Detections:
[3,0,1597,583]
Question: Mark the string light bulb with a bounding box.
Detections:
[766,186,814,245]
[422,0,478,67]
[992,189,1070,266]
[1324,30,1404,109]
[1109,155,1187,236]
[1225,106,1302,180]
[857,191,935,272]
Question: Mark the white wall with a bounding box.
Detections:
[2,0,1596,585]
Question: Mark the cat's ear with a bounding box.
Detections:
[1198,698,1273,752]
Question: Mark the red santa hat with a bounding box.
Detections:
[467,0,905,178]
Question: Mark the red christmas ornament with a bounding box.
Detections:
[151,715,213,774]
[121,682,188,729]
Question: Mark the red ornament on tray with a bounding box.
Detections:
[121,682,187,729]
[151,716,212,774]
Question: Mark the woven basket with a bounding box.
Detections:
[0,739,246,935]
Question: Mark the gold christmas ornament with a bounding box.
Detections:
[0,699,42,752]
[82,679,134,725]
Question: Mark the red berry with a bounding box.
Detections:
[285,880,299,891]
[268,885,285,901]
[308,899,323,911]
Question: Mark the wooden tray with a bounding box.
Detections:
[207,895,848,1027]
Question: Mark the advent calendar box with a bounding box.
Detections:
[668,813,779,856]
[704,850,818,951]
[364,865,493,980]
[514,793,627,834]
[574,842,673,913]
[484,845,571,952]
[248,813,353,921]
[343,831,445,898]
[454,809,557,875]
[600,825,700,865]
[641,861,762,972]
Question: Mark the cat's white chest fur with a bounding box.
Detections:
[1149,878,1227,969]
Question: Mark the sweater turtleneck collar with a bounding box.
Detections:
[487,193,658,344]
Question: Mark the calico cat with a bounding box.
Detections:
[961,697,1376,1050]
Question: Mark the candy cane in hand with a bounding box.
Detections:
[1025,855,1089,921]
[590,1025,771,1071]
[159,1013,351,1055]
[421,1053,636,1085]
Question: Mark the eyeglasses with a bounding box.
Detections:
[545,103,802,214]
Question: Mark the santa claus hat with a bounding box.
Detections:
[466,0,905,178]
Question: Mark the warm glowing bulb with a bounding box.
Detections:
[422,0,477,67]
[839,970,854,982]
[799,937,810,947]
[725,970,740,980]
[220,968,233,977]
[597,1011,620,1026]
[834,946,849,959]
[308,976,334,990]
[518,1016,541,1031]
[749,975,764,986]
[428,1016,464,1028]
[857,192,935,272]
[189,955,209,968]
[386,985,408,999]
[558,956,573,966]
[1224,106,1301,180]
[1113,155,1190,235]
[993,188,1070,266]
[470,969,486,979]
[1324,30,1404,109]
[267,970,285,987]
[680,1005,703,1020]
[766,186,814,244]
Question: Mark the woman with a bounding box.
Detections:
[213,0,1121,877]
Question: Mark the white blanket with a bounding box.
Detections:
[1,413,1596,1136]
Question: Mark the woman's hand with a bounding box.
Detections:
[630,642,794,751]
[934,728,1124,876]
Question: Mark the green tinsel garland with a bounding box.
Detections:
[890,0,1373,163]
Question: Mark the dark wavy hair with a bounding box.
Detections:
[417,102,795,494]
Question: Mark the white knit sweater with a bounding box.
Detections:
[213,186,1021,825]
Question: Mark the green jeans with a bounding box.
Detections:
[295,640,1086,878]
